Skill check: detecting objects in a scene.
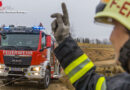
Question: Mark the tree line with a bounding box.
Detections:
[74,38,111,45]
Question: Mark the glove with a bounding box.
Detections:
[51,3,70,44]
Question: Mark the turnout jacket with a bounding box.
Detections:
[54,36,130,90]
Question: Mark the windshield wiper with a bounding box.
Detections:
[0,46,17,50]
[24,46,33,50]
[17,46,33,50]
[0,46,34,50]
[6,46,16,48]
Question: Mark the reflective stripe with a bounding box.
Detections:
[68,59,90,78]
[65,54,88,75]
[96,77,106,90]
[9,67,11,70]
[70,61,94,84]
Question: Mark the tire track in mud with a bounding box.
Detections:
[0,80,69,90]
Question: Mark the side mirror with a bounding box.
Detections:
[46,35,51,48]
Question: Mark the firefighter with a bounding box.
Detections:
[51,0,130,90]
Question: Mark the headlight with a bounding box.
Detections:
[31,67,41,71]
[34,73,39,75]
[0,65,5,69]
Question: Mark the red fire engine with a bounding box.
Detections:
[0,25,61,88]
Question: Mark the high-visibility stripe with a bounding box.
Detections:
[65,54,88,75]
[96,77,106,90]
[70,61,94,84]
[68,59,90,78]
[9,67,11,70]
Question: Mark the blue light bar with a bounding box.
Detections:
[3,26,10,30]
[32,26,45,30]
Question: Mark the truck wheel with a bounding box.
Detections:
[38,69,51,89]
[2,80,14,86]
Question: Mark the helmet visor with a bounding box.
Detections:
[95,1,114,26]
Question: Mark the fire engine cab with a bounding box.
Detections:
[0,25,60,88]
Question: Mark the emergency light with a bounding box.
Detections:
[32,26,45,30]
[3,27,10,30]
[2,26,45,33]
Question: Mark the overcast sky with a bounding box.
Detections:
[0,0,113,40]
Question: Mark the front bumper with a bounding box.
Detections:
[0,66,45,81]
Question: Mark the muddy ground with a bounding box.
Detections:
[0,80,69,90]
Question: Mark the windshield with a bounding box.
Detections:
[1,34,39,50]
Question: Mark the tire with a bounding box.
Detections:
[2,80,14,86]
[38,69,51,89]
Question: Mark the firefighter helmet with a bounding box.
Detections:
[95,0,130,30]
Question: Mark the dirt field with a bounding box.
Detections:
[0,80,69,90]
[0,43,124,90]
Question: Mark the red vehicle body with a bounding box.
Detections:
[0,26,60,88]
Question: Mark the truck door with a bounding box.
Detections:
[50,41,61,75]
[40,33,47,62]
